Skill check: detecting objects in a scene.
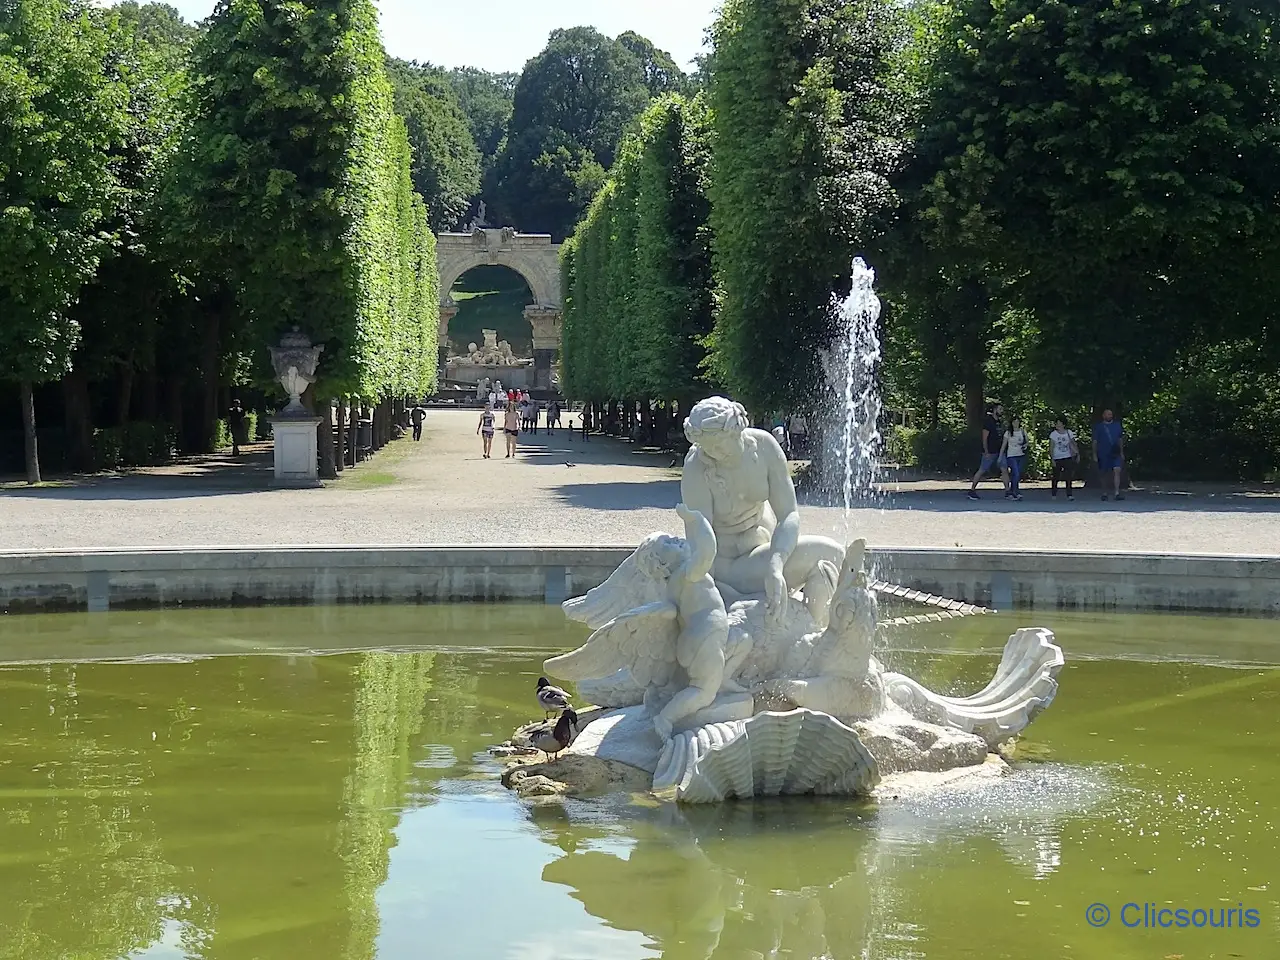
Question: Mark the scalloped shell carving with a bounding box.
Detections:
[654,709,881,804]
[881,627,1064,745]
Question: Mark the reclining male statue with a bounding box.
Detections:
[680,397,845,626]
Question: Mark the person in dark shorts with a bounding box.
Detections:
[503,400,520,458]
[547,400,561,433]
[476,404,495,458]
[228,398,245,456]
[967,403,1009,500]
[1092,409,1125,501]
[410,402,426,441]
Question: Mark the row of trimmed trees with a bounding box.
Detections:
[558,0,1280,480]
[560,0,903,428]
[0,0,439,482]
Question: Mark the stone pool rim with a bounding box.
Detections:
[0,544,1276,615]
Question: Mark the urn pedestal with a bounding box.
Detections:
[269,416,322,487]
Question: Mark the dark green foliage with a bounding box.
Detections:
[912,0,1280,410]
[617,31,688,98]
[705,0,904,414]
[70,1,192,413]
[486,126,606,239]
[0,0,127,386]
[441,65,516,171]
[93,420,178,468]
[487,27,684,238]
[176,0,438,399]
[386,57,481,231]
[0,0,129,480]
[1124,341,1280,482]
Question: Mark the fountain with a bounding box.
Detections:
[822,257,884,520]
[502,392,1064,804]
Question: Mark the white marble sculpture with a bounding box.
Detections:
[539,396,1065,804]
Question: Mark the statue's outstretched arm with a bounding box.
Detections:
[675,503,717,581]
[763,433,800,563]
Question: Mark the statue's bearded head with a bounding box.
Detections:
[684,397,749,462]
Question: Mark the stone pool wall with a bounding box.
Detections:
[0,546,1276,615]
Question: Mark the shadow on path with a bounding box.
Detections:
[796,483,1280,515]
[550,479,680,511]
[0,445,276,501]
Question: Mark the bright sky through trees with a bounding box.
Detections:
[158,0,717,70]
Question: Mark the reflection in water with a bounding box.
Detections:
[0,607,1276,960]
[340,653,435,960]
[0,651,438,960]
[531,772,1112,960]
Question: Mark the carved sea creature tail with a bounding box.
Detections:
[653,709,880,804]
[880,627,1064,746]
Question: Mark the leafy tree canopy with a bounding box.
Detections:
[486,26,685,237]
[386,57,482,231]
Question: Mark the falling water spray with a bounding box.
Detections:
[820,257,884,533]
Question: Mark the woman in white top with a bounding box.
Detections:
[1048,417,1079,500]
[1000,416,1030,500]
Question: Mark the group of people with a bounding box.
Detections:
[476,389,563,459]
[968,403,1127,502]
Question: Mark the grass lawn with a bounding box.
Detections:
[447,264,534,356]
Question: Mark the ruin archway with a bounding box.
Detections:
[436,228,562,391]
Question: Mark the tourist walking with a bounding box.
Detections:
[1048,417,1079,500]
[410,401,427,441]
[547,400,561,433]
[1093,409,1126,501]
[227,398,245,457]
[1001,415,1029,500]
[503,399,520,458]
[786,414,808,459]
[476,405,496,458]
[967,403,1009,500]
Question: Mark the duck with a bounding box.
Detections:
[536,676,571,718]
[530,708,580,761]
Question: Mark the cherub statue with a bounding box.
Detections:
[548,505,748,740]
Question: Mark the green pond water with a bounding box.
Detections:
[0,604,1276,960]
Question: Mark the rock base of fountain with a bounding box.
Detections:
[498,702,1015,804]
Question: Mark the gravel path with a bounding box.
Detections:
[2,408,1277,555]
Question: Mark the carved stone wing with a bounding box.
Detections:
[562,547,673,629]
[545,600,680,689]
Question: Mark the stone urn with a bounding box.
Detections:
[267,328,325,487]
[269,327,325,418]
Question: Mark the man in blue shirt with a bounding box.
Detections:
[1092,409,1125,501]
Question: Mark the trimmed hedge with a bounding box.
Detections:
[561,94,713,404]
[93,421,177,469]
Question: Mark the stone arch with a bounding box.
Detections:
[436,228,563,391]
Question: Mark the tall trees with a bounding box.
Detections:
[914,0,1280,411]
[0,0,128,482]
[63,2,193,468]
[385,58,482,231]
[441,66,515,174]
[630,94,714,404]
[176,0,437,471]
[560,95,713,406]
[486,27,685,238]
[705,0,903,413]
